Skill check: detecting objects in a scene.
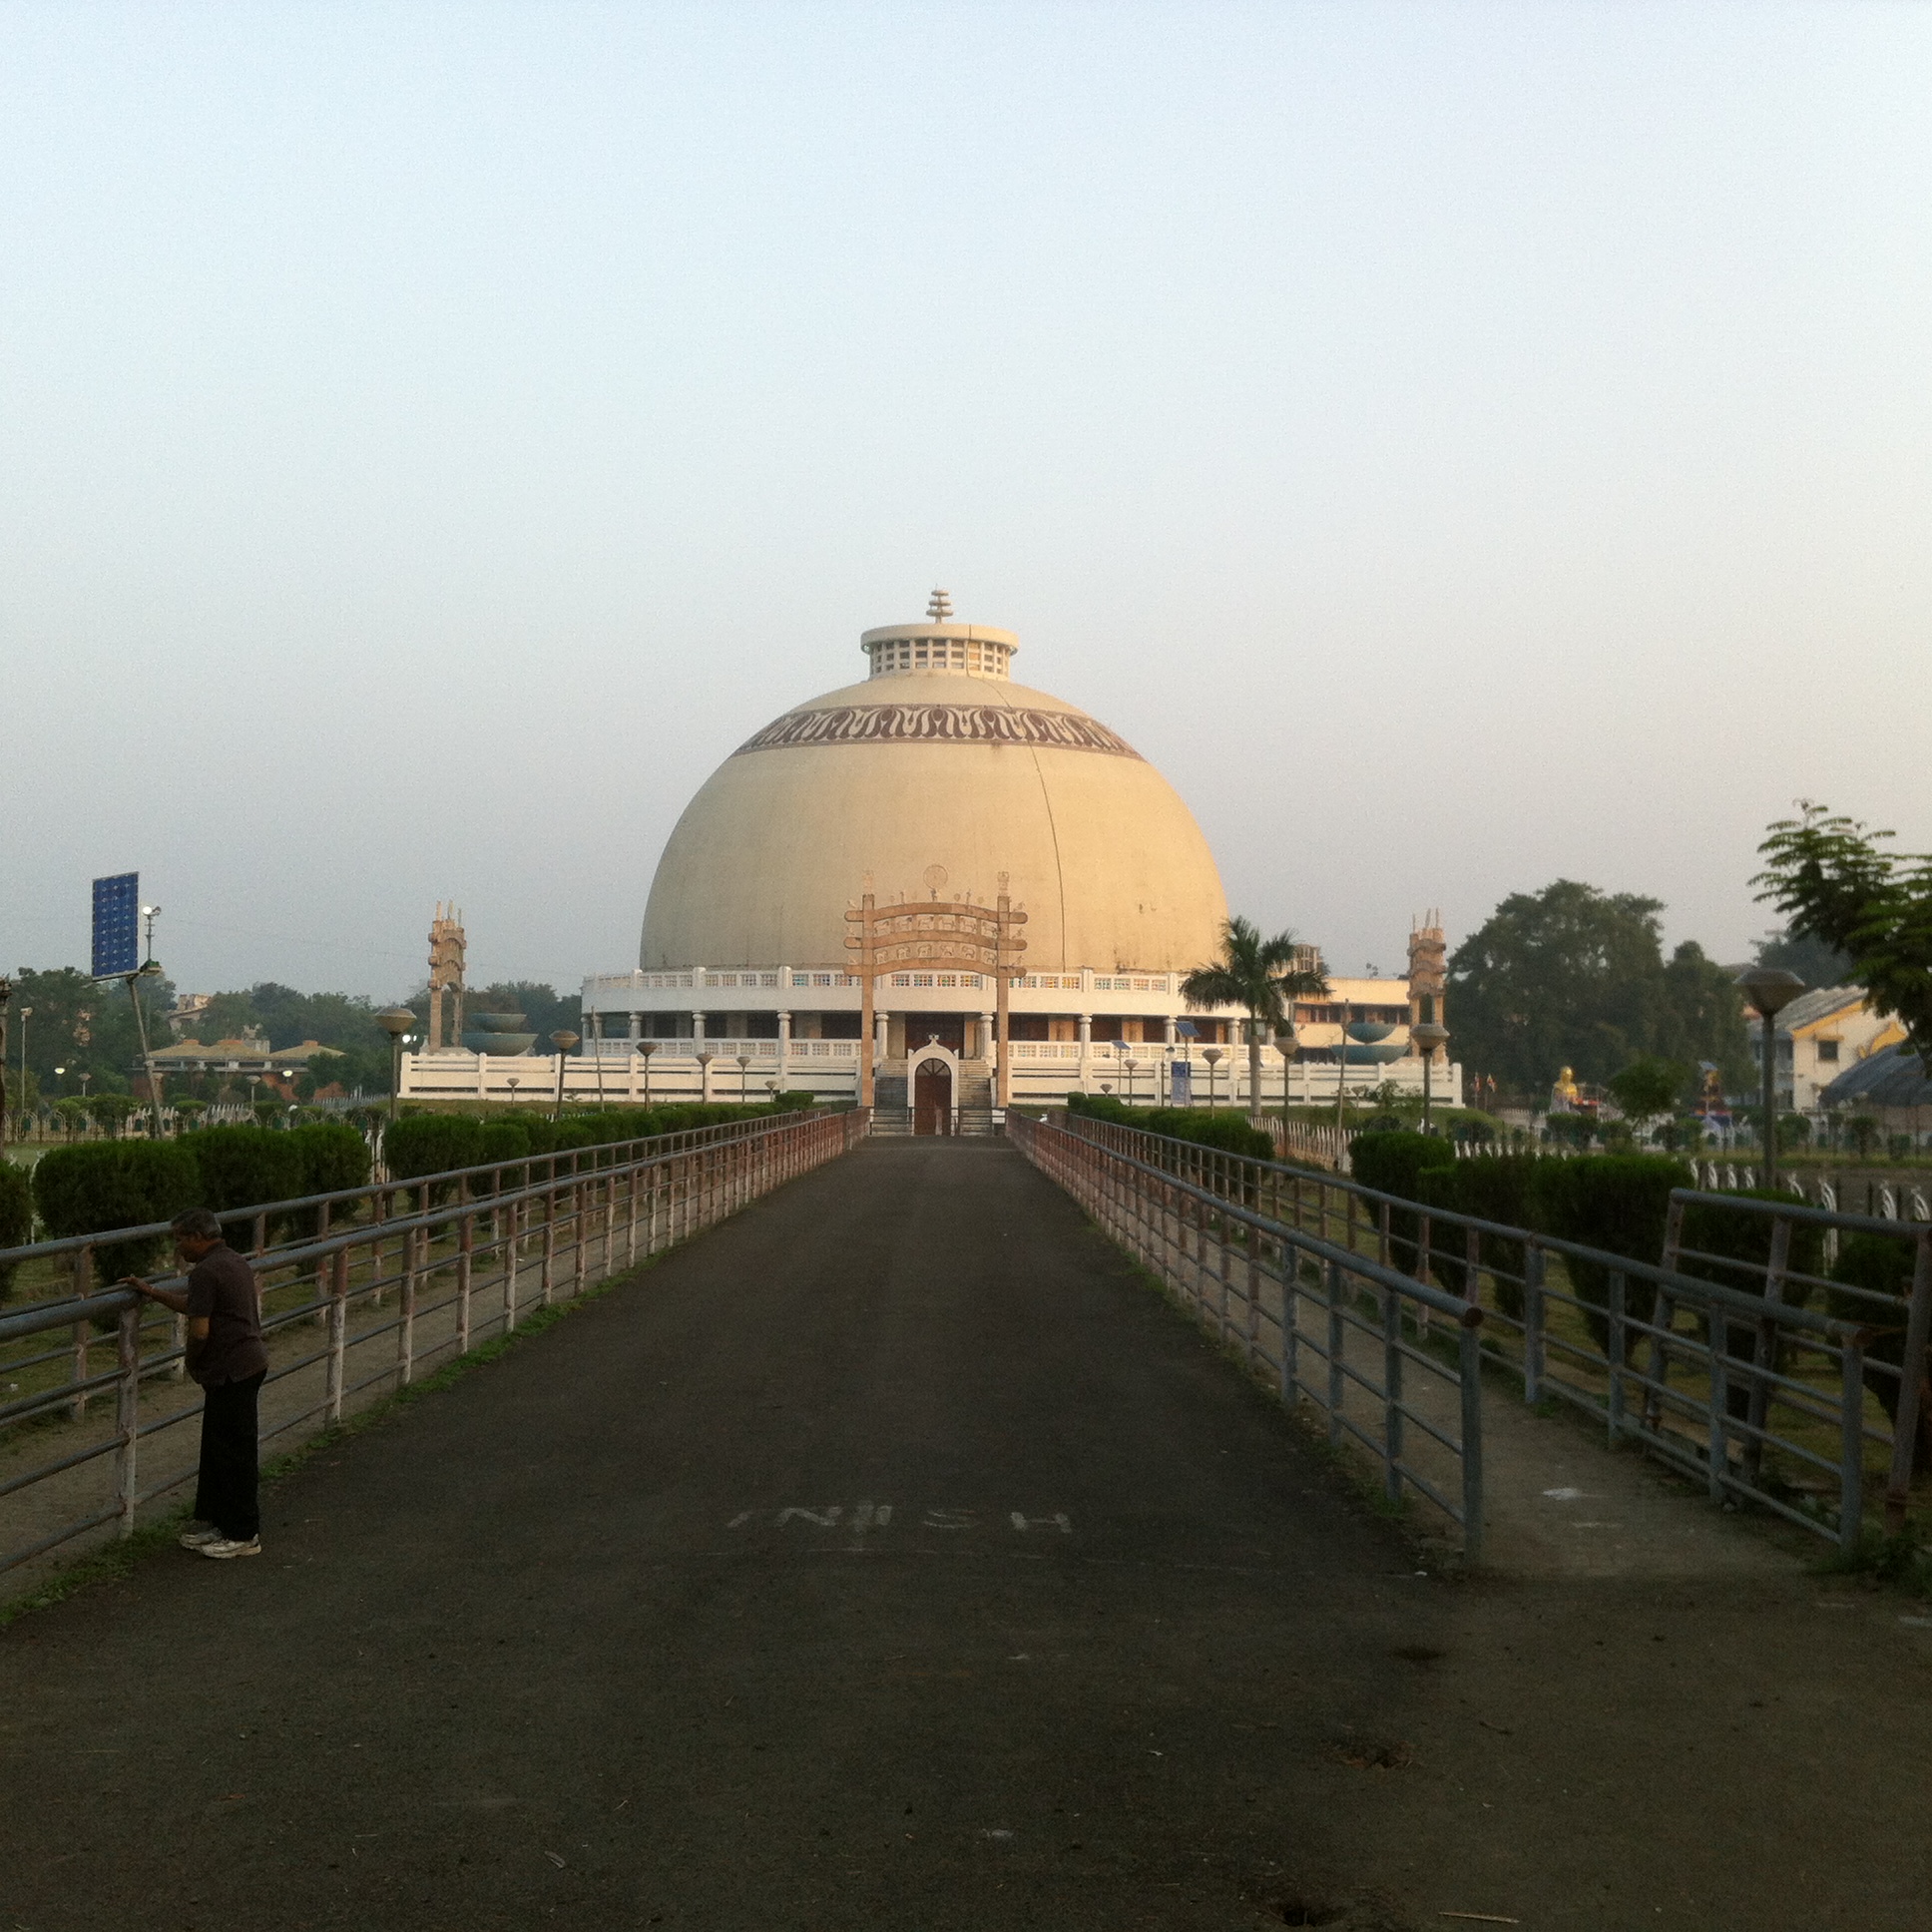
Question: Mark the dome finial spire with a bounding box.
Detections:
[926,586,952,621]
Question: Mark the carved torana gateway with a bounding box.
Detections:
[845,875,1027,1108]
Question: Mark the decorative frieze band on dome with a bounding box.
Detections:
[732,703,1144,759]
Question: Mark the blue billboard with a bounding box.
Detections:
[92,872,140,977]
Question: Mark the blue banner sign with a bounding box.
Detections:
[1170,1058,1193,1106]
[92,873,140,977]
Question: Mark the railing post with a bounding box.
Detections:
[1459,1318,1484,1567]
[326,1246,349,1422]
[1326,1259,1345,1445]
[573,1178,589,1295]
[399,1222,419,1386]
[1706,1310,1728,1503]
[1840,1333,1866,1553]
[542,1184,558,1305]
[1743,1216,1792,1487]
[369,1184,386,1308]
[503,1199,520,1334]
[457,1202,474,1354]
[1606,1268,1627,1445]
[1382,1285,1404,1504]
[116,1300,141,1536]
[1523,1243,1546,1406]
[1243,1219,1260,1367]
[312,1199,332,1325]
[71,1241,94,1419]
[1882,1233,1932,1534]
[1280,1236,1299,1407]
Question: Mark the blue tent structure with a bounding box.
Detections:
[1818,1042,1932,1113]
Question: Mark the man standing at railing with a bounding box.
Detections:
[124,1208,268,1560]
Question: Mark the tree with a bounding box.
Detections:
[7,965,177,1096]
[1754,803,1932,1074]
[87,1093,140,1138]
[1607,1055,1688,1140]
[1181,917,1330,1126]
[1448,881,1750,1095]
[1753,925,1854,988]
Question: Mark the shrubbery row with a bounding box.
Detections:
[1353,1130,1881,1368]
[25,1123,373,1287]
[17,1100,814,1290]
[380,1097,815,1187]
[1063,1092,1276,1162]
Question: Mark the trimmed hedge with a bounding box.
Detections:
[1348,1131,1456,1271]
[1661,1189,1827,1414]
[383,1115,488,1192]
[1064,1093,1274,1162]
[1828,1232,1927,1458]
[189,1125,305,1220]
[0,1161,34,1299]
[292,1121,371,1198]
[383,1101,811,1192]
[33,1141,204,1284]
[1526,1155,1691,1349]
[1414,1156,1538,1317]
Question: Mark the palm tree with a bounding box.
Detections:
[1181,917,1332,1127]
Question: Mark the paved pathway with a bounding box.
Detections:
[1,1141,1926,1931]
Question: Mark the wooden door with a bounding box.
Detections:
[913,1058,953,1136]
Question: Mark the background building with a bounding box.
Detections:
[1746,985,1904,1114]
[402,597,1463,1120]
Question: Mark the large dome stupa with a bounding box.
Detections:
[639,593,1228,973]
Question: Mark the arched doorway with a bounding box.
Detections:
[912,1055,954,1136]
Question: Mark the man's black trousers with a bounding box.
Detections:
[195,1373,264,1541]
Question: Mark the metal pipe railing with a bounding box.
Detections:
[1050,1112,1914,1550]
[0,1107,869,1581]
[1007,1112,1488,1562]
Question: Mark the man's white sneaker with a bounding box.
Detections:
[179,1524,225,1550]
[199,1536,261,1560]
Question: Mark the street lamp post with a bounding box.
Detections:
[1122,1057,1138,1106]
[1412,1021,1450,1137]
[696,1050,714,1104]
[1736,967,1806,1193]
[550,1030,581,1120]
[735,1054,751,1105]
[375,1009,415,1125]
[1203,1046,1222,1111]
[637,1038,657,1105]
[1274,1022,1297,1130]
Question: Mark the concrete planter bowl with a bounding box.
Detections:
[1342,1021,1408,1066]
[463,1013,537,1056]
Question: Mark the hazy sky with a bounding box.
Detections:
[4,2,1927,999]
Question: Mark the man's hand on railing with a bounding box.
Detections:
[121,1275,190,1316]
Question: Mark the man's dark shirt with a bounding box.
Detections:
[185,1242,268,1387]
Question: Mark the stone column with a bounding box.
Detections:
[874,1008,889,1063]
[777,1010,791,1078]
[979,1012,995,1063]
[1164,1015,1177,1045]
[692,1011,706,1044]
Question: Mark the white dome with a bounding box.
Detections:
[640,609,1228,974]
